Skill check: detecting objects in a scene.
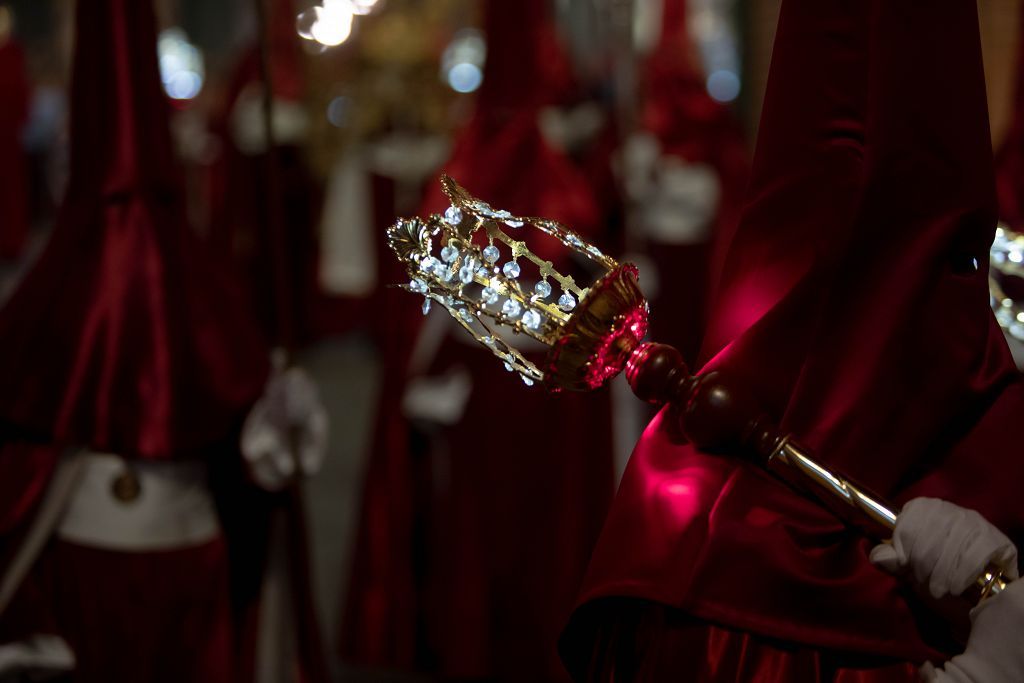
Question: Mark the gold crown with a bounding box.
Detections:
[386,175,649,391]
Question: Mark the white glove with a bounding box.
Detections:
[241,367,328,491]
[0,634,75,680]
[869,497,1019,600]
[869,497,1023,683]
[919,579,1024,683]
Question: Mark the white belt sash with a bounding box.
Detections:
[56,452,220,551]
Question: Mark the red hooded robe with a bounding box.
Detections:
[341,2,614,680]
[996,4,1024,237]
[0,1,283,680]
[561,0,1024,680]
[0,31,30,260]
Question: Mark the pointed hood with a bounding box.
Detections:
[0,0,270,459]
[224,0,305,105]
[647,0,698,79]
[67,0,177,200]
[564,0,1024,673]
[475,0,575,112]
[641,0,743,164]
[423,0,598,262]
[267,0,305,102]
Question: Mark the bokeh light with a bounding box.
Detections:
[706,69,740,103]
[299,0,378,48]
[157,28,204,101]
[311,2,354,47]
[295,7,320,40]
[326,95,351,127]
[447,63,482,93]
[347,0,380,16]
[440,28,486,94]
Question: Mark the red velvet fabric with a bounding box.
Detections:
[204,0,321,347]
[0,37,30,260]
[996,2,1024,231]
[0,0,270,459]
[0,442,62,649]
[415,337,614,681]
[205,131,322,345]
[568,600,919,683]
[473,0,576,112]
[266,0,305,103]
[0,442,58,535]
[39,538,235,683]
[561,0,1024,679]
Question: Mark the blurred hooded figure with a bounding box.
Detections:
[0,0,327,680]
[340,1,615,680]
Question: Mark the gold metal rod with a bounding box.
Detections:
[768,439,1007,599]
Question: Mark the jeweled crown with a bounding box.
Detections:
[387,175,649,391]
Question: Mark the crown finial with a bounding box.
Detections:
[386,175,649,390]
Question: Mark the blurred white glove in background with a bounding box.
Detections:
[870,497,1023,682]
[241,366,328,491]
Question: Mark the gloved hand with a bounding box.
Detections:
[919,579,1024,682]
[241,366,328,491]
[869,497,1018,599]
[869,497,1023,683]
